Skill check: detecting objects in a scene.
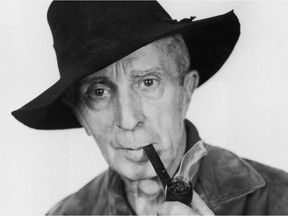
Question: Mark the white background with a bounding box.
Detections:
[1,1,288,214]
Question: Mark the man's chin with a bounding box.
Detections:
[114,162,157,181]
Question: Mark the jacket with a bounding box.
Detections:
[47,120,288,215]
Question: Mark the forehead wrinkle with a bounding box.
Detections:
[82,62,120,84]
[130,67,163,77]
[114,54,140,78]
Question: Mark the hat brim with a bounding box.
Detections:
[12,10,240,129]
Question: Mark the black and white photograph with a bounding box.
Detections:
[1,1,288,215]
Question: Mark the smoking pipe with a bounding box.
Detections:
[143,145,191,205]
[143,142,207,206]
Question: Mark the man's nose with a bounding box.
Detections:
[115,88,144,131]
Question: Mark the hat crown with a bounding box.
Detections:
[48,1,172,77]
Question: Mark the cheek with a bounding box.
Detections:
[156,86,184,125]
[78,105,116,163]
[144,85,185,146]
[88,112,113,140]
[142,87,186,174]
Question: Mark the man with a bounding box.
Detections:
[12,1,288,215]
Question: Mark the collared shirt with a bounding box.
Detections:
[47,120,288,215]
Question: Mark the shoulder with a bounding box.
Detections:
[208,145,288,195]
[246,158,288,186]
[244,159,288,214]
[46,169,110,215]
[204,145,288,186]
[200,144,288,214]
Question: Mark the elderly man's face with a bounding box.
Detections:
[74,42,197,181]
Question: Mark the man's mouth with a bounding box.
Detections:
[121,146,146,151]
[116,144,156,163]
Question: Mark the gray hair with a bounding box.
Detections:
[153,34,190,85]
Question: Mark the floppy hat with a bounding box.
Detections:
[12,1,240,130]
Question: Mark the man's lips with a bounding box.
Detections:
[116,144,157,162]
[116,146,148,151]
[115,141,157,151]
[117,148,147,162]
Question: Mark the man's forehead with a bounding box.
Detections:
[82,43,168,81]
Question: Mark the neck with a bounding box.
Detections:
[122,176,165,215]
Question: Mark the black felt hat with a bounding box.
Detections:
[12,1,240,130]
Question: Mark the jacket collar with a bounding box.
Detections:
[185,120,266,208]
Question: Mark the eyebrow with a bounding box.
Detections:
[130,67,163,77]
[79,76,115,94]
[80,67,164,86]
[81,76,110,85]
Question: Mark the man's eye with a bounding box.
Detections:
[94,88,105,97]
[86,85,111,100]
[143,79,154,87]
[139,78,159,89]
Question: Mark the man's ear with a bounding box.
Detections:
[182,70,199,117]
[62,97,92,136]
